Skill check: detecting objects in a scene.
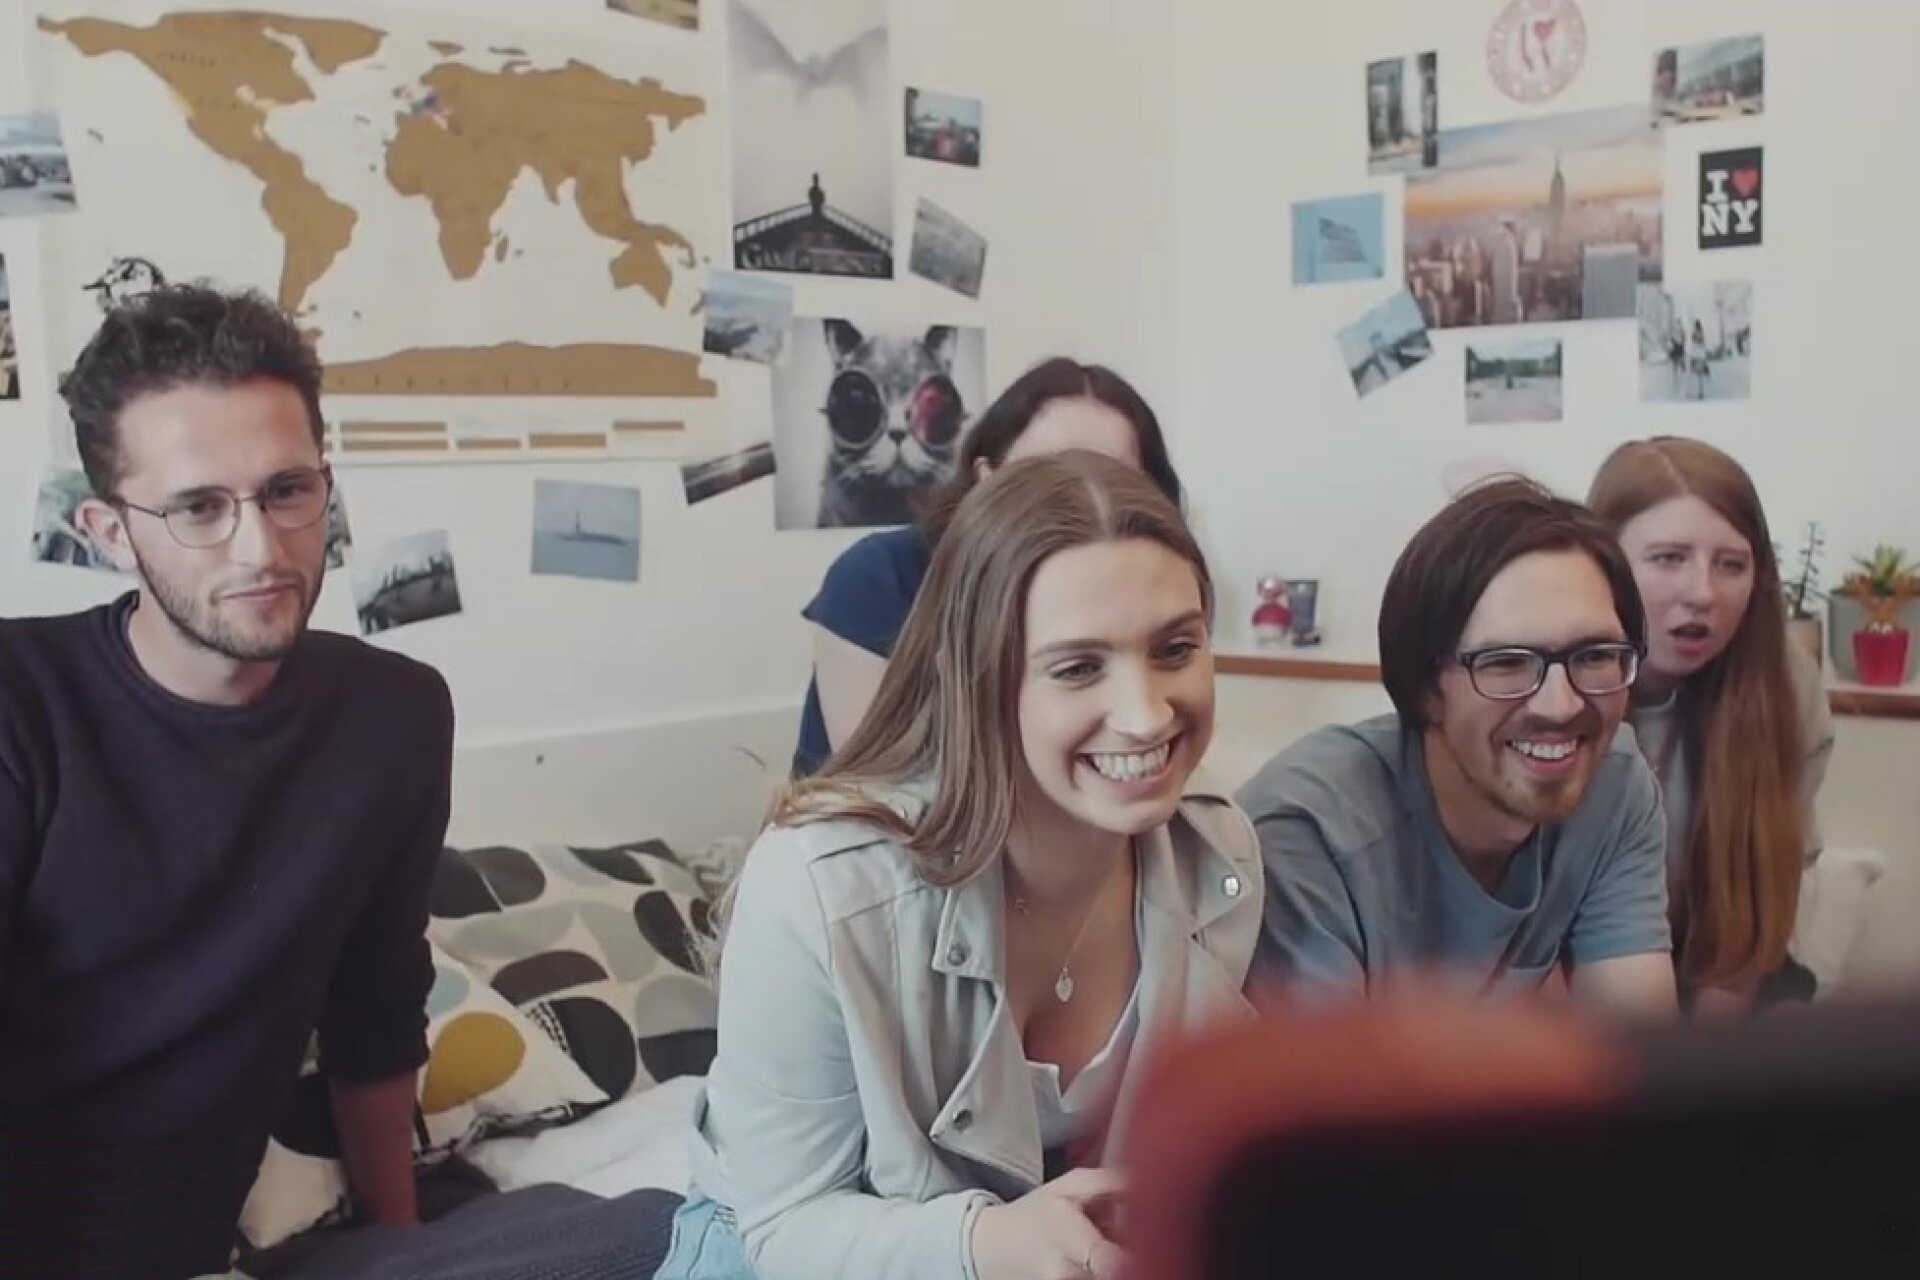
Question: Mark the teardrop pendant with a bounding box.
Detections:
[1054,970,1075,1003]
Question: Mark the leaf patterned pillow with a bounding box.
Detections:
[428,839,719,1103]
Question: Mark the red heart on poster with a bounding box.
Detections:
[1732,169,1760,197]
[1533,18,1558,42]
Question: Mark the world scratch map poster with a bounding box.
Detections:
[38,1,721,463]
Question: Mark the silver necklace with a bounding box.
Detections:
[1010,869,1117,1004]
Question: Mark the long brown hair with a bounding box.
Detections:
[776,449,1212,888]
[1587,437,1803,988]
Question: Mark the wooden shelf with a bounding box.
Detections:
[1215,652,1920,721]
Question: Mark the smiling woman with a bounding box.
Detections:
[657,451,1263,1280]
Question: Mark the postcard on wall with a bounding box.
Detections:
[908,199,987,299]
[1404,105,1661,329]
[0,112,78,217]
[1654,35,1763,126]
[1,254,17,401]
[1337,290,1432,398]
[771,317,984,530]
[730,0,894,279]
[353,530,463,634]
[683,441,775,505]
[531,479,640,583]
[1465,336,1563,425]
[1366,52,1437,175]
[905,88,981,167]
[29,467,116,573]
[322,482,353,571]
[1699,147,1762,250]
[605,0,698,31]
[1638,281,1751,403]
[700,270,793,364]
[1291,193,1384,285]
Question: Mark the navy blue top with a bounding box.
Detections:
[792,527,934,777]
[0,592,454,1276]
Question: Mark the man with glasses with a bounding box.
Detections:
[1238,477,1676,1015]
[0,284,453,1276]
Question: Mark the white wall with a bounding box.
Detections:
[1164,0,1920,661]
[0,0,1172,751]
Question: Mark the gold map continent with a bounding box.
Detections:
[323,343,714,398]
[388,60,703,304]
[40,10,380,313]
[43,10,714,401]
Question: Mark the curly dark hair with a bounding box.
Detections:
[58,283,325,496]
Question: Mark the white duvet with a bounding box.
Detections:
[464,1075,703,1199]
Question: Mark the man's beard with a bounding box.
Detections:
[131,543,316,662]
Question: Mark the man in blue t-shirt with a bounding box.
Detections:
[1,285,453,1276]
[1238,478,1676,1014]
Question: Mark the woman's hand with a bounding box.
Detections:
[969,1167,1126,1280]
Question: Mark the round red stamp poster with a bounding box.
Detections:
[1486,0,1588,103]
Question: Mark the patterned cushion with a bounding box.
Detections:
[238,942,606,1250]
[427,839,720,1104]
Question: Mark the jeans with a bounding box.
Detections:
[653,1193,755,1280]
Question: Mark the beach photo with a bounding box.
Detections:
[908,199,987,299]
[700,270,793,365]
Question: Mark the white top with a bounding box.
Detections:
[1028,973,1142,1152]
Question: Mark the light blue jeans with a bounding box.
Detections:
[653,1193,755,1280]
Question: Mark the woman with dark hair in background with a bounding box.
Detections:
[790,357,1182,776]
[1589,437,1835,1016]
[663,452,1259,1280]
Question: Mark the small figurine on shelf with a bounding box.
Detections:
[1286,578,1323,647]
[1252,575,1293,647]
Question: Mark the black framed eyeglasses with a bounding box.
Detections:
[113,466,333,550]
[1455,641,1641,701]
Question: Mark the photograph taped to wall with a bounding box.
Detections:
[1639,281,1751,403]
[353,529,463,634]
[1337,290,1432,397]
[531,479,640,583]
[730,0,894,279]
[700,270,792,364]
[1405,105,1661,329]
[81,255,167,315]
[1654,34,1763,126]
[322,481,353,571]
[904,87,980,167]
[909,198,987,299]
[772,317,984,530]
[1291,193,1384,285]
[1465,336,1563,424]
[30,467,115,573]
[1699,147,1762,250]
[605,0,698,32]
[0,112,78,217]
[683,441,775,506]
[1366,51,1436,175]
[0,253,17,401]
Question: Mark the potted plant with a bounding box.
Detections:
[1837,544,1920,686]
[1779,522,1827,668]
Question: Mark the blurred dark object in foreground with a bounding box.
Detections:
[1123,995,1920,1278]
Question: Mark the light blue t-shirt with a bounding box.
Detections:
[1235,713,1671,996]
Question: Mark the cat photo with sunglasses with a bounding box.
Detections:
[772,316,984,529]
